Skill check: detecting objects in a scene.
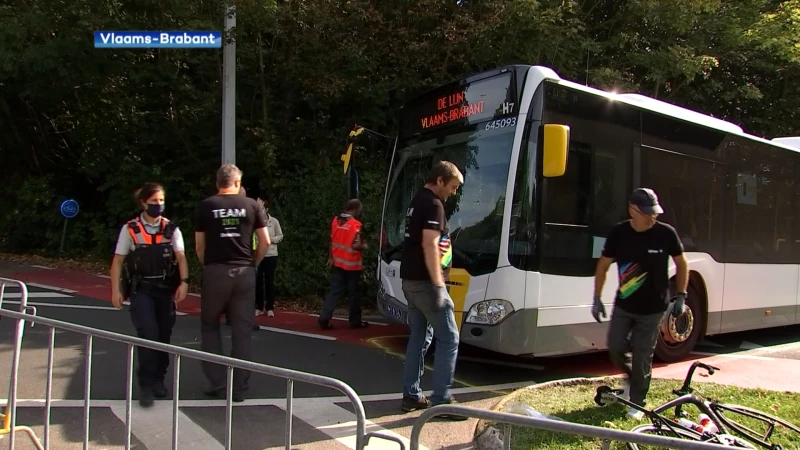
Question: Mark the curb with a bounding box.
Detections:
[472,375,625,449]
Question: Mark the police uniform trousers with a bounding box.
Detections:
[129,282,177,389]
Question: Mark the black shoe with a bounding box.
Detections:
[318,320,333,330]
[139,387,154,408]
[204,387,225,398]
[153,380,168,399]
[432,398,468,421]
[401,395,431,412]
[349,321,369,329]
[233,392,246,403]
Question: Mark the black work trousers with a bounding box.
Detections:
[200,264,256,395]
[255,256,278,311]
[607,306,664,406]
[318,267,362,325]
[128,284,177,389]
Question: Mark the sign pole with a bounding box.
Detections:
[59,218,69,253]
[59,199,80,253]
[221,3,236,165]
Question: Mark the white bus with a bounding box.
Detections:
[375,64,800,362]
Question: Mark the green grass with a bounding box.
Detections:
[500,378,800,449]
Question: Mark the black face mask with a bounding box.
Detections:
[146,203,165,218]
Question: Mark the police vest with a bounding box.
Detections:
[125,217,179,283]
[330,216,363,271]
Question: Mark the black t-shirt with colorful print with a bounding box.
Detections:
[399,187,452,282]
[601,220,684,315]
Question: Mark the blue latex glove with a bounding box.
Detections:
[672,292,686,318]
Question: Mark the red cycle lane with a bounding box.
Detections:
[2,266,410,346]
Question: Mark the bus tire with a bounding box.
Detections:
[654,283,704,363]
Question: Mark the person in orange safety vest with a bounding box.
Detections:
[317,199,369,329]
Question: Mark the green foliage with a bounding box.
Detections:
[1,0,798,303]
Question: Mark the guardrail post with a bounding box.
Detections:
[44,326,56,450]
[502,423,511,450]
[0,278,45,450]
[83,335,93,450]
[285,379,293,450]
[172,355,182,450]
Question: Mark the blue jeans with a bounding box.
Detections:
[401,279,460,405]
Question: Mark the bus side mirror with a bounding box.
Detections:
[542,124,570,177]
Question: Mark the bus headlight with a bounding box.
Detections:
[465,300,514,325]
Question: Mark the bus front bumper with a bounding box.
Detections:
[460,309,608,357]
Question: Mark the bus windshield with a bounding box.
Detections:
[382,124,517,276]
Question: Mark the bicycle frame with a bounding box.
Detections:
[595,386,731,440]
[670,360,791,450]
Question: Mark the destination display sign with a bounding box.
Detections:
[400,72,517,137]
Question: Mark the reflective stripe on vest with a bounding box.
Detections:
[330,216,363,271]
[128,218,172,246]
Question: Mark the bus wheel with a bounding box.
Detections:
[654,284,704,363]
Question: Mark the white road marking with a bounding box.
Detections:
[292,399,426,450]
[30,265,54,270]
[95,274,111,279]
[739,341,764,350]
[308,314,389,326]
[3,379,538,408]
[1,300,119,311]
[1,292,72,299]
[258,325,337,341]
[24,283,78,293]
[109,401,223,449]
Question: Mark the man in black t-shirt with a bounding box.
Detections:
[194,164,270,402]
[398,161,466,421]
[593,188,689,420]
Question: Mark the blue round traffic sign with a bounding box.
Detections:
[60,199,79,219]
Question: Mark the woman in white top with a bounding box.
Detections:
[255,198,283,316]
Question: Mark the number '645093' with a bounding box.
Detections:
[485,117,517,130]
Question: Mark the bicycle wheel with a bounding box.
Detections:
[712,403,800,447]
[626,424,704,450]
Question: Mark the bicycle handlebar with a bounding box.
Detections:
[673,361,721,396]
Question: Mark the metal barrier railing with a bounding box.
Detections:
[410,404,732,450]
[0,279,43,449]
[0,277,405,450]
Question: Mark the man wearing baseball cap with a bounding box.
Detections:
[592,188,689,420]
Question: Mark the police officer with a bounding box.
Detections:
[110,182,189,408]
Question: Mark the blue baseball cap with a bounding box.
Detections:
[630,188,664,215]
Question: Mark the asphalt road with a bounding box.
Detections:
[1,268,800,449]
[0,283,552,450]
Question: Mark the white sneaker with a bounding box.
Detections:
[267,310,275,317]
[620,382,631,401]
[627,407,644,421]
[255,309,263,316]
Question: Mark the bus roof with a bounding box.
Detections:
[533,67,800,154]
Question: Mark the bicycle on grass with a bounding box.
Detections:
[594,384,756,449]
[670,361,800,450]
